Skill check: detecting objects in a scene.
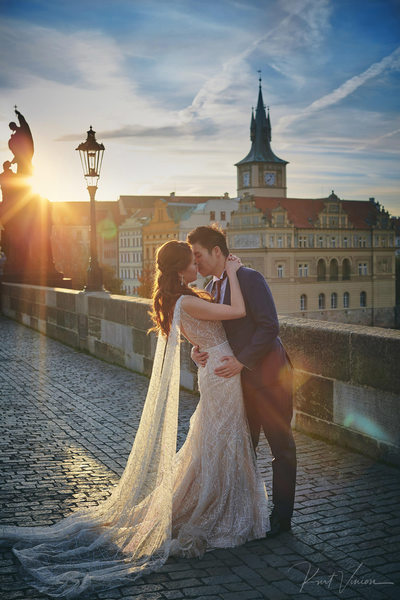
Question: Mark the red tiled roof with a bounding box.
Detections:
[119,195,221,211]
[51,202,89,226]
[51,201,122,226]
[253,196,380,229]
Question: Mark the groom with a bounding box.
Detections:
[187,225,296,538]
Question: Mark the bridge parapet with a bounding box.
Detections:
[1,282,399,466]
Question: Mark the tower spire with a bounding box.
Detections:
[236,74,286,166]
[250,107,256,142]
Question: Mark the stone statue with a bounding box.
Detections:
[0,109,70,287]
[0,160,16,195]
[8,109,34,176]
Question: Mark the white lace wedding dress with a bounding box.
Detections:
[0,297,268,598]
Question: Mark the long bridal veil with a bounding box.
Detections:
[0,297,183,598]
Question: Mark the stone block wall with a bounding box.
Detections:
[1,282,400,466]
[280,317,400,466]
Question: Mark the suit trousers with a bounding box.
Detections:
[241,343,297,522]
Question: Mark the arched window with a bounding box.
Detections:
[342,258,351,280]
[300,294,307,311]
[360,291,367,307]
[330,258,339,281]
[331,292,337,309]
[318,293,325,310]
[317,259,326,281]
[343,292,350,308]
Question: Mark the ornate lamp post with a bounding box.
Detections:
[76,126,105,291]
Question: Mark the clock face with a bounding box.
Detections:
[264,172,276,185]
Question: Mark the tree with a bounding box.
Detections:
[101,264,126,295]
[137,266,154,299]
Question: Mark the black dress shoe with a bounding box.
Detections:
[265,516,291,538]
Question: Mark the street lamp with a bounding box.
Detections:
[76,126,105,292]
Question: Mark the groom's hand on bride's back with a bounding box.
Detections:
[191,345,209,367]
[214,356,244,378]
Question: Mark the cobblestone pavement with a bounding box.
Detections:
[0,314,399,600]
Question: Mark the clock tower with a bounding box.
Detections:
[235,78,288,198]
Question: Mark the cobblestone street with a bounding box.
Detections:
[0,314,399,600]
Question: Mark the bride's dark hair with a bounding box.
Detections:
[150,240,212,337]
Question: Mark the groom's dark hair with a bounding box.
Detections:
[187,225,229,257]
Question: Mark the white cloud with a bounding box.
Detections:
[277,45,400,132]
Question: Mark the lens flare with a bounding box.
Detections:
[343,412,393,444]
[98,218,117,240]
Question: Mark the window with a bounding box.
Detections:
[358,263,367,276]
[360,291,367,307]
[331,292,337,309]
[359,237,366,248]
[277,236,283,248]
[330,259,339,281]
[342,259,351,280]
[243,171,250,187]
[298,264,308,277]
[317,259,326,281]
[343,292,350,308]
[300,294,307,311]
[220,211,226,221]
[277,265,284,278]
[318,236,324,248]
[269,235,274,248]
[299,236,307,248]
[318,293,325,310]
[343,237,348,248]
[210,211,216,221]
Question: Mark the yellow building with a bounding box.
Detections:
[141,196,219,270]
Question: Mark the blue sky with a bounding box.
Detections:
[0,0,399,215]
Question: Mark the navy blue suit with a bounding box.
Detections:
[207,266,297,522]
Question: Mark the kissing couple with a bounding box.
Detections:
[0,225,296,598]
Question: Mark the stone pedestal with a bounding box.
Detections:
[0,183,71,288]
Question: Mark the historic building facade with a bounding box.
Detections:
[229,83,396,327]
[51,201,120,288]
[118,208,151,296]
[140,194,234,271]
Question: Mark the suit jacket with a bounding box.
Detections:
[206,266,291,389]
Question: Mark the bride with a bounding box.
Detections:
[0,240,268,598]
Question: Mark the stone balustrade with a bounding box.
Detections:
[1,282,399,466]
